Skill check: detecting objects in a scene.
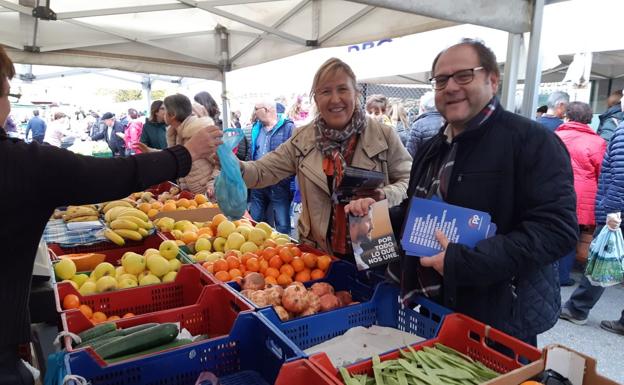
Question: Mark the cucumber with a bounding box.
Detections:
[88,335,126,351]
[105,338,193,364]
[95,323,179,359]
[118,323,159,336]
[78,322,116,343]
[76,329,123,349]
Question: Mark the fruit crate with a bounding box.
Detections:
[62,281,253,352]
[48,232,168,263]
[226,260,382,311]
[55,263,218,317]
[310,313,543,384]
[65,312,304,385]
[274,358,339,385]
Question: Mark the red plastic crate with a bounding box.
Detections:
[48,232,168,265]
[62,282,253,353]
[275,359,337,385]
[310,313,543,384]
[55,263,217,315]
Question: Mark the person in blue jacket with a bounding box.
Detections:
[248,100,295,234]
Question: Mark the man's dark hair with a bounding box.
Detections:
[128,108,139,119]
[565,101,593,124]
[607,90,623,108]
[163,94,193,123]
[431,38,499,78]
[33,109,39,116]
[537,105,548,114]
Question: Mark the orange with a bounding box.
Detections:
[62,294,80,310]
[295,269,311,282]
[122,312,135,319]
[317,255,332,271]
[310,269,325,280]
[264,267,280,279]
[138,202,152,214]
[291,257,305,273]
[211,213,227,228]
[280,264,295,278]
[151,201,163,210]
[195,194,208,204]
[92,311,107,323]
[229,268,242,279]
[213,259,229,273]
[79,304,93,318]
[246,257,260,272]
[197,227,214,237]
[302,253,318,269]
[214,270,231,282]
[261,247,278,261]
[203,262,215,274]
[290,246,302,257]
[279,247,294,264]
[277,274,293,286]
[162,202,177,212]
[269,255,283,269]
[263,239,278,249]
[107,315,121,321]
[226,256,241,270]
[147,208,159,218]
[259,259,269,274]
[264,276,278,285]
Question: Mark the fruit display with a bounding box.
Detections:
[62,293,136,324]
[54,240,183,295]
[56,205,101,222]
[102,201,155,246]
[239,277,355,320]
[339,343,500,385]
[129,187,217,219]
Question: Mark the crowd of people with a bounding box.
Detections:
[2,36,624,383]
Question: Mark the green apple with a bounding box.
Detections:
[174,220,192,231]
[115,266,126,279]
[92,262,116,280]
[168,258,182,272]
[118,273,138,283]
[121,252,146,275]
[143,248,160,257]
[217,220,236,238]
[54,259,76,280]
[70,274,89,288]
[159,240,180,260]
[171,229,183,240]
[195,237,212,252]
[212,237,227,252]
[147,255,171,277]
[236,225,252,240]
[239,241,259,254]
[225,232,245,251]
[139,273,161,286]
[95,276,118,292]
[62,279,79,290]
[248,228,267,246]
[157,217,175,232]
[162,271,177,283]
[118,278,138,289]
[255,222,274,238]
[194,250,211,263]
[79,281,97,296]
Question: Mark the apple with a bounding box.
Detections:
[62,279,79,290]
[139,273,161,286]
[118,278,138,289]
[195,237,212,252]
[118,273,138,283]
[143,248,160,257]
[194,250,211,263]
[225,232,245,251]
[79,281,97,296]
[92,262,116,280]
[207,252,224,262]
[169,258,182,272]
[71,274,89,288]
[248,228,267,246]
[212,237,227,252]
[54,259,76,280]
[236,225,252,240]
[171,229,183,240]
[217,221,236,238]
[156,217,175,232]
[122,252,146,275]
[174,220,192,231]
[159,240,180,260]
[255,222,274,238]
[115,266,126,278]
[95,276,118,292]
[239,241,259,254]
[147,255,171,277]
[162,271,177,283]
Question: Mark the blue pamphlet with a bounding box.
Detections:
[400,197,496,257]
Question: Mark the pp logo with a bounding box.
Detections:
[468,215,481,229]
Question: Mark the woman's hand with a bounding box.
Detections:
[344,197,376,217]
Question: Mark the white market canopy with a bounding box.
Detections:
[0,0,533,81]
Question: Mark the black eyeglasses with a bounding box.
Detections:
[429,67,484,90]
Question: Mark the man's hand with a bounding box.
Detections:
[185,125,223,162]
[134,142,153,153]
[606,212,621,231]
[420,230,449,275]
[344,197,376,217]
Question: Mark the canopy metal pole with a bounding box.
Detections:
[521,0,545,118]
[217,25,230,128]
[501,33,522,112]
[142,75,152,113]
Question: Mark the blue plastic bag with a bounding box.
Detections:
[215,128,248,219]
[585,226,624,287]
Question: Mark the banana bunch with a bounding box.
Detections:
[103,206,154,246]
[63,205,100,222]
[101,200,134,214]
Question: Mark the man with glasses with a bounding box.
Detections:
[394,39,577,345]
[249,100,296,234]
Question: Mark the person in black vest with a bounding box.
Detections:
[92,112,125,156]
[0,45,223,384]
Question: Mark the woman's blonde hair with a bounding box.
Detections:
[389,103,408,128]
[310,58,359,102]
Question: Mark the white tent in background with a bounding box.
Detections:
[0,0,544,123]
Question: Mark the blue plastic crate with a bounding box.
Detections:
[260,280,451,351]
[65,312,305,385]
[227,260,385,310]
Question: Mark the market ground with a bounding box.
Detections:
[540,270,624,383]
